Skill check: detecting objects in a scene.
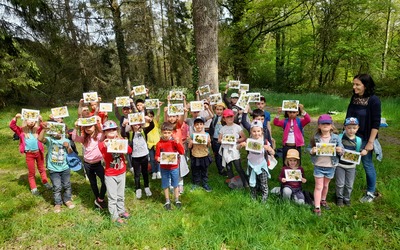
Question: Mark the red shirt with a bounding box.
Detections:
[98,141,132,176]
[155,138,184,170]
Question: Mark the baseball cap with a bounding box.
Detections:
[230,93,239,98]
[318,114,333,124]
[194,116,205,124]
[215,102,226,109]
[102,120,118,131]
[223,109,234,117]
[250,120,263,129]
[286,149,300,159]
[344,117,359,126]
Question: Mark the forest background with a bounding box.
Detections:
[2,0,400,106]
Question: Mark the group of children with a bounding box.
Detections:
[10,87,367,221]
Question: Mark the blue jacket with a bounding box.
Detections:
[307,133,343,167]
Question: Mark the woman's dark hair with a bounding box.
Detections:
[353,74,375,97]
[145,110,154,116]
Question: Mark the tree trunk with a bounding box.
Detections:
[381,2,392,78]
[275,30,285,90]
[192,0,218,92]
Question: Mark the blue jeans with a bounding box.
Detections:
[149,148,159,173]
[49,169,72,205]
[161,168,179,189]
[361,140,376,193]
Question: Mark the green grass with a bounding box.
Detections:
[1,93,399,249]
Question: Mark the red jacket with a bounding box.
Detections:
[98,141,132,176]
[155,138,184,170]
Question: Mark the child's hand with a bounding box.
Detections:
[281,178,287,183]
[164,106,168,113]
[40,122,48,129]
[146,88,149,96]
[195,90,200,96]
[301,178,307,183]
[239,141,246,148]
[360,149,368,156]
[74,120,79,128]
[145,115,152,122]
[63,141,70,148]
[15,113,22,119]
[79,99,84,104]
[336,146,342,155]
[264,145,275,155]
[310,147,317,155]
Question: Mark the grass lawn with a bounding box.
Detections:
[0,92,399,249]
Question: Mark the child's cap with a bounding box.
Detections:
[344,117,359,126]
[230,93,239,98]
[318,114,333,124]
[102,120,118,131]
[223,109,234,117]
[202,99,209,105]
[250,120,263,129]
[286,149,300,160]
[194,116,205,124]
[215,102,226,109]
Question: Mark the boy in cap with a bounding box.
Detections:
[335,117,366,206]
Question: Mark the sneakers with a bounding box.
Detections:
[344,199,351,206]
[114,218,126,226]
[44,183,52,190]
[65,201,75,209]
[94,198,106,209]
[313,207,321,216]
[360,192,376,203]
[202,184,212,192]
[152,173,157,180]
[136,189,142,199]
[164,202,171,211]
[31,188,40,196]
[321,200,331,210]
[128,167,134,175]
[119,212,130,219]
[54,204,62,213]
[144,187,152,197]
[336,198,344,207]
[156,172,161,179]
[175,201,182,209]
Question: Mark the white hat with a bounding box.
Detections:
[230,93,239,98]
[250,120,263,129]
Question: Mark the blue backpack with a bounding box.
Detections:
[339,133,362,152]
[66,152,82,171]
[284,117,303,135]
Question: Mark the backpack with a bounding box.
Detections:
[66,151,82,171]
[339,133,362,152]
[303,190,314,206]
[284,118,303,135]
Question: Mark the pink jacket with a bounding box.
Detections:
[9,119,44,154]
[273,113,311,147]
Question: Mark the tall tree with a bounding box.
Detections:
[192,0,218,91]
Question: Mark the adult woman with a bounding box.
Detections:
[346,74,381,203]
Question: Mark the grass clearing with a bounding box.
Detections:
[1,93,399,249]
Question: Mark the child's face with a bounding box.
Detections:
[82,107,90,117]
[136,102,144,112]
[287,111,298,119]
[215,106,224,116]
[251,126,263,139]
[256,101,265,109]
[223,115,234,125]
[26,120,36,128]
[132,124,141,131]
[231,97,238,105]
[84,125,95,135]
[105,128,118,139]
[344,124,358,137]
[287,158,298,169]
[162,130,172,140]
[191,111,200,117]
[254,116,265,123]
[318,123,332,133]
[90,102,98,111]
[122,107,131,115]
[168,115,178,124]
[194,122,204,132]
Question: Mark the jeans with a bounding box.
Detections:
[49,169,72,205]
[335,166,356,202]
[161,168,179,189]
[105,173,126,220]
[84,161,106,200]
[211,139,223,174]
[361,140,376,193]
[131,155,149,190]
[149,148,159,173]
[25,151,48,189]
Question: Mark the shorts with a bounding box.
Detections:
[161,168,179,189]
[314,166,335,179]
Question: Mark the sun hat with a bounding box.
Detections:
[250,120,263,129]
[102,120,118,131]
[286,149,300,159]
[194,116,205,124]
[344,117,359,126]
[318,114,333,124]
[223,109,235,117]
[230,93,239,98]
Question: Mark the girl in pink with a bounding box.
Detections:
[72,117,106,209]
[273,103,310,163]
[10,113,52,195]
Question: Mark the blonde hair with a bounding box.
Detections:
[21,120,40,139]
[284,157,299,168]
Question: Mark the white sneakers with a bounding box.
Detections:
[156,172,161,179]
[145,187,152,197]
[135,189,142,199]
[136,188,152,198]
[152,173,157,180]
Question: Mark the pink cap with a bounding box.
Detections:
[318,114,333,124]
[223,109,234,117]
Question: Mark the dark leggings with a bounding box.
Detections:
[84,161,106,200]
[131,155,149,190]
[226,159,248,187]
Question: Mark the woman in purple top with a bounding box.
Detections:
[346,74,381,203]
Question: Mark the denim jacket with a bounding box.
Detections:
[307,133,343,167]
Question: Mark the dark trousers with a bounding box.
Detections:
[211,138,223,174]
[84,161,106,200]
[131,155,149,189]
[191,157,210,186]
[226,159,248,187]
